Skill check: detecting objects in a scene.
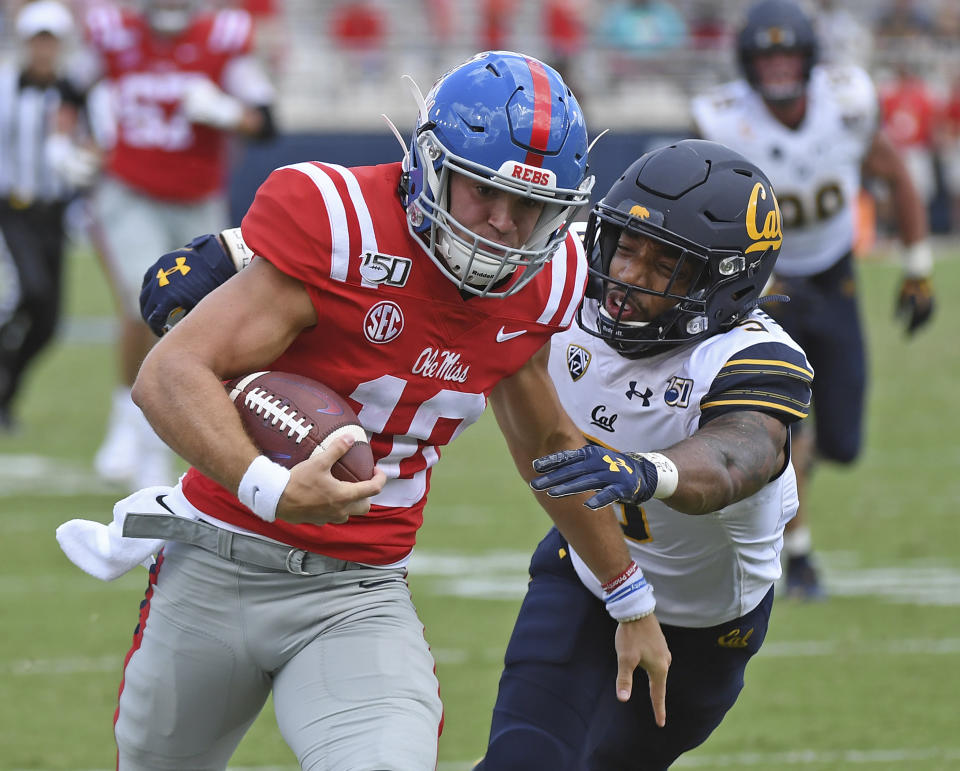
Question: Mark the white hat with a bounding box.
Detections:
[15,1,74,40]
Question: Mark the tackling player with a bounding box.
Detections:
[474,140,812,770]
[49,0,276,491]
[691,0,935,598]
[117,51,673,769]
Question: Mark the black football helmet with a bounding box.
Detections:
[576,139,783,358]
[737,0,818,104]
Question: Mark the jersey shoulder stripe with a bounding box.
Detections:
[323,163,380,260]
[85,4,129,50]
[537,230,587,328]
[280,161,353,282]
[701,340,813,425]
[207,9,253,54]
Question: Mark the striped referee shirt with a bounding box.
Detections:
[0,62,85,206]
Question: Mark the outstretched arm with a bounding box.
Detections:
[490,344,671,723]
[531,410,788,516]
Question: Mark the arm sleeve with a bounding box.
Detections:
[698,341,813,428]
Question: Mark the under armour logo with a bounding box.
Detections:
[602,453,633,474]
[156,257,190,287]
[625,381,653,406]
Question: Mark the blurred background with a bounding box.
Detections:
[1,0,958,232]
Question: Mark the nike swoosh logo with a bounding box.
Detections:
[496,327,527,343]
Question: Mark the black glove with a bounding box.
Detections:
[895,276,934,336]
[530,445,662,510]
[139,233,239,336]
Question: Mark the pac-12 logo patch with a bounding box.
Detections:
[566,344,591,381]
[364,301,404,344]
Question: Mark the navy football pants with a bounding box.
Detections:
[476,529,774,771]
[766,253,866,464]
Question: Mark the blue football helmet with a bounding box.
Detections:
[401,50,594,297]
[577,139,784,358]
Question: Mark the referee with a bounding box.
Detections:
[0,1,90,431]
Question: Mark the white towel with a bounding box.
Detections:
[55,485,197,581]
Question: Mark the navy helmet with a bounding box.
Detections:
[737,0,818,103]
[577,139,783,358]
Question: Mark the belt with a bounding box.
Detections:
[122,513,359,576]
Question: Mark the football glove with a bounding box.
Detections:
[182,77,245,131]
[140,231,247,336]
[530,445,662,511]
[895,276,934,335]
[45,133,100,188]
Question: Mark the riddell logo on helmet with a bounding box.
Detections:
[499,162,557,187]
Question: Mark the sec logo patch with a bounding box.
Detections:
[364,301,404,344]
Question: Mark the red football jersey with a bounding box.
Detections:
[182,161,587,564]
[85,4,254,200]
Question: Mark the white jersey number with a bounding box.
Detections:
[351,375,487,508]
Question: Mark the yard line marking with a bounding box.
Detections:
[10,637,960,678]
[673,747,960,767]
[410,550,960,606]
[0,454,119,496]
[759,637,960,657]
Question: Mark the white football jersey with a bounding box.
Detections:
[691,65,878,277]
[552,302,813,627]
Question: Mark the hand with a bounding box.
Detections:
[530,445,660,510]
[895,276,934,335]
[45,133,99,187]
[181,77,245,130]
[278,435,386,525]
[139,233,239,336]
[614,613,671,726]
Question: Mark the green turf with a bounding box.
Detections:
[1,243,958,769]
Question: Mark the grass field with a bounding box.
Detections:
[1,240,959,770]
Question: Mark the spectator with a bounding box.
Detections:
[330,0,388,83]
[812,0,872,65]
[598,0,688,85]
[0,1,90,432]
[480,0,515,51]
[874,0,934,44]
[543,0,585,91]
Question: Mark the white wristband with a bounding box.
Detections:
[219,227,255,271]
[634,452,679,499]
[237,455,290,522]
[902,241,933,278]
[603,572,656,622]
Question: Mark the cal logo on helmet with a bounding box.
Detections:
[745,182,782,254]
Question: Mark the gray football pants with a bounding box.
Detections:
[115,540,442,770]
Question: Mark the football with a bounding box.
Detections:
[225,371,375,482]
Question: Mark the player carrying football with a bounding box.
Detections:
[104,51,675,769]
